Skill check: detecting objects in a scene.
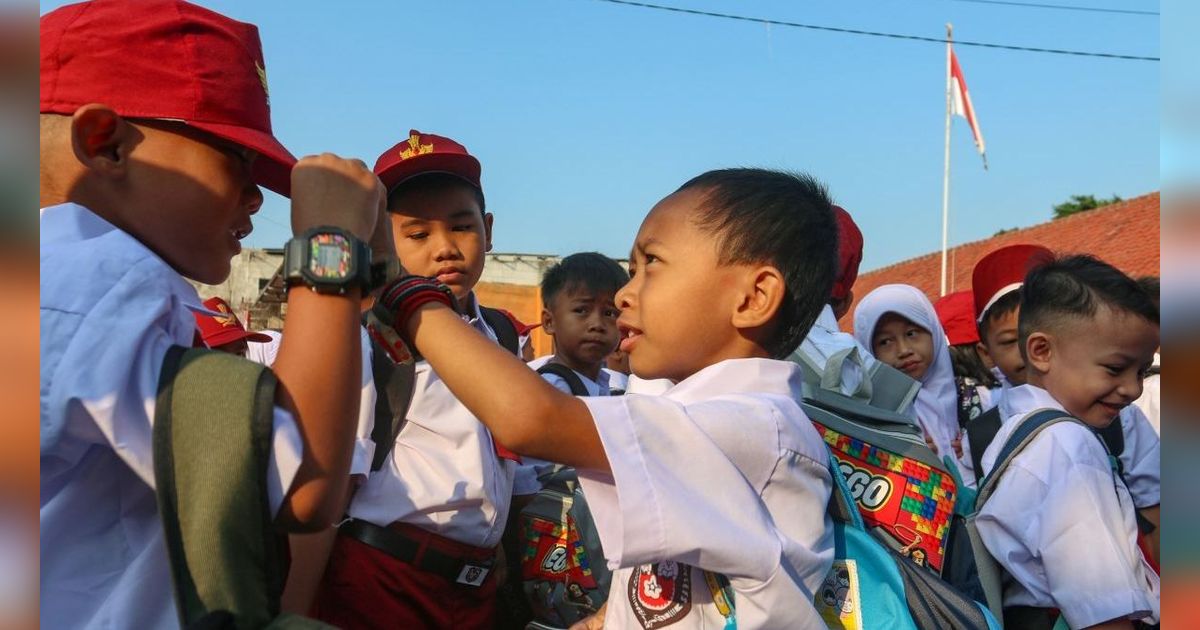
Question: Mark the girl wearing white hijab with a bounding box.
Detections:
[853,284,976,488]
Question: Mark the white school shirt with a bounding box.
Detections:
[347,296,517,548]
[246,329,282,366]
[792,304,877,396]
[993,386,1160,509]
[40,203,303,629]
[512,357,611,495]
[604,368,630,394]
[975,385,1159,627]
[577,358,834,629]
[1134,353,1161,435]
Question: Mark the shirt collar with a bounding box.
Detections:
[40,202,119,246]
[663,358,802,405]
[1000,383,1066,421]
[812,304,840,332]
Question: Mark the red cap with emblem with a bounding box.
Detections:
[972,244,1055,322]
[194,297,272,348]
[40,0,297,197]
[934,290,980,345]
[374,130,482,193]
[831,205,864,301]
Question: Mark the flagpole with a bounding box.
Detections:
[940,23,953,297]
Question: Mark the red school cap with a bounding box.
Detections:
[193,297,272,348]
[972,244,1055,322]
[831,205,864,301]
[934,290,980,346]
[373,130,482,193]
[40,0,297,197]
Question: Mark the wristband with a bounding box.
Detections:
[376,275,458,346]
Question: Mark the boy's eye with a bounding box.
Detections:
[604,308,620,318]
[574,307,588,315]
[1104,365,1123,376]
[407,232,428,241]
[452,224,474,232]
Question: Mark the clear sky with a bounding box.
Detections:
[40,0,1159,271]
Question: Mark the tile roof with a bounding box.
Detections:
[842,192,1160,329]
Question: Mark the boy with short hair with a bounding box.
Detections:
[39,1,385,626]
[311,130,521,629]
[971,245,1160,537]
[975,255,1159,629]
[386,168,839,628]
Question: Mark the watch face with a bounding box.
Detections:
[309,233,351,279]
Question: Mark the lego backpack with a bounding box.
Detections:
[513,363,612,629]
[153,346,333,629]
[817,450,1001,629]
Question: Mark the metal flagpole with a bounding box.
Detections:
[940,23,953,297]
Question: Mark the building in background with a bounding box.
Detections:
[193,252,615,358]
[844,192,1159,329]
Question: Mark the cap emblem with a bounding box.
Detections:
[255,60,270,106]
[399,133,434,160]
[213,301,237,327]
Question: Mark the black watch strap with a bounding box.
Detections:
[282,226,372,294]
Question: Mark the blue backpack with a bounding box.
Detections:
[816,450,1001,629]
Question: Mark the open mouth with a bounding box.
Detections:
[1098,401,1125,416]
[618,323,642,353]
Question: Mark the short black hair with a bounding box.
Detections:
[1019,254,1159,359]
[541,252,629,307]
[677,168,838,359]
[977,289,1022,341]
[387,172,486,215]
[1136,275,1160,308]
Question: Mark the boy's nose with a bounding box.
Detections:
[615,281,634,310]
[431,233,461,261]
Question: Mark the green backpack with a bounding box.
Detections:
[153,345,333,629]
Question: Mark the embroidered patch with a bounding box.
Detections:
[815,559,862,630]
[398,132,434,160]
[627,561,692,629]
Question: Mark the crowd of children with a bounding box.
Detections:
[40,1,1160,629]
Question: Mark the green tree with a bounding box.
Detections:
[1052,194,1122,219]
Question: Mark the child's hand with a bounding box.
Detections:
[951,432,964,459]
[290,153,385,242]
[924,433,937,453]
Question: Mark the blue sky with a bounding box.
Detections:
[41,0,1159,271]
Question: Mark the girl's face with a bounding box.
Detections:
[871,312,935,381]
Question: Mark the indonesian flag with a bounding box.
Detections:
[950,48,987,169]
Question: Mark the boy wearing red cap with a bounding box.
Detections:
[39,1,386,627]
[970,245,1159,560]
[790,205,878,396]
[311,131,521,629]
[192,296,273,357]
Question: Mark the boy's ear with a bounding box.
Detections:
[483,212,494,253]
[540,306,555,335]
[731,265,785,331]
[70,104,138,178]
[975,341,996,369]
[1024,332,1053,374]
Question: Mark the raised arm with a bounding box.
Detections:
[270,154,385,531]
[405,300,609,472]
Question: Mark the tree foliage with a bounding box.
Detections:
[1052,194,1122,220]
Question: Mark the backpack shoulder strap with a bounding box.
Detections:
[363,310,418,472]
[154,345,286,628]
[1099,414,1125,458]
[537,362,590,397]
[966,406,1003,482]
[480,306,520,356]
[974,409,1082,507]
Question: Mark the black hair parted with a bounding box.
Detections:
[541,252,630,308]
[387,172,486,215]
[977,289,1022,341]
[1018,254,1159,356]
[677,168,838,359]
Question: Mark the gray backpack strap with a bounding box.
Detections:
[865,360,921,416]
[966,409,1082,623]
[364,309,417,472]
[154,345,332,629]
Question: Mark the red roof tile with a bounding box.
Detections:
[843,192,1160,329]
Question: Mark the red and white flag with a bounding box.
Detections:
[949,47,987,169]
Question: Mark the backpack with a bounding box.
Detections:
[965,408,1121,628]
[363,303,519,471]
[508,362,612,629]
[817,450,1001,629]
[153,345,333,629]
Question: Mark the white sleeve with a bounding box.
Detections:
[1119,406,1160,508]
[350,328,378,477]
[575,394,786,581]
[1037,451,1154,627]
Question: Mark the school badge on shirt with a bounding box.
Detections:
[627,561,692,629]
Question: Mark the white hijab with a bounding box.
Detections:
[853,284,960,460]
